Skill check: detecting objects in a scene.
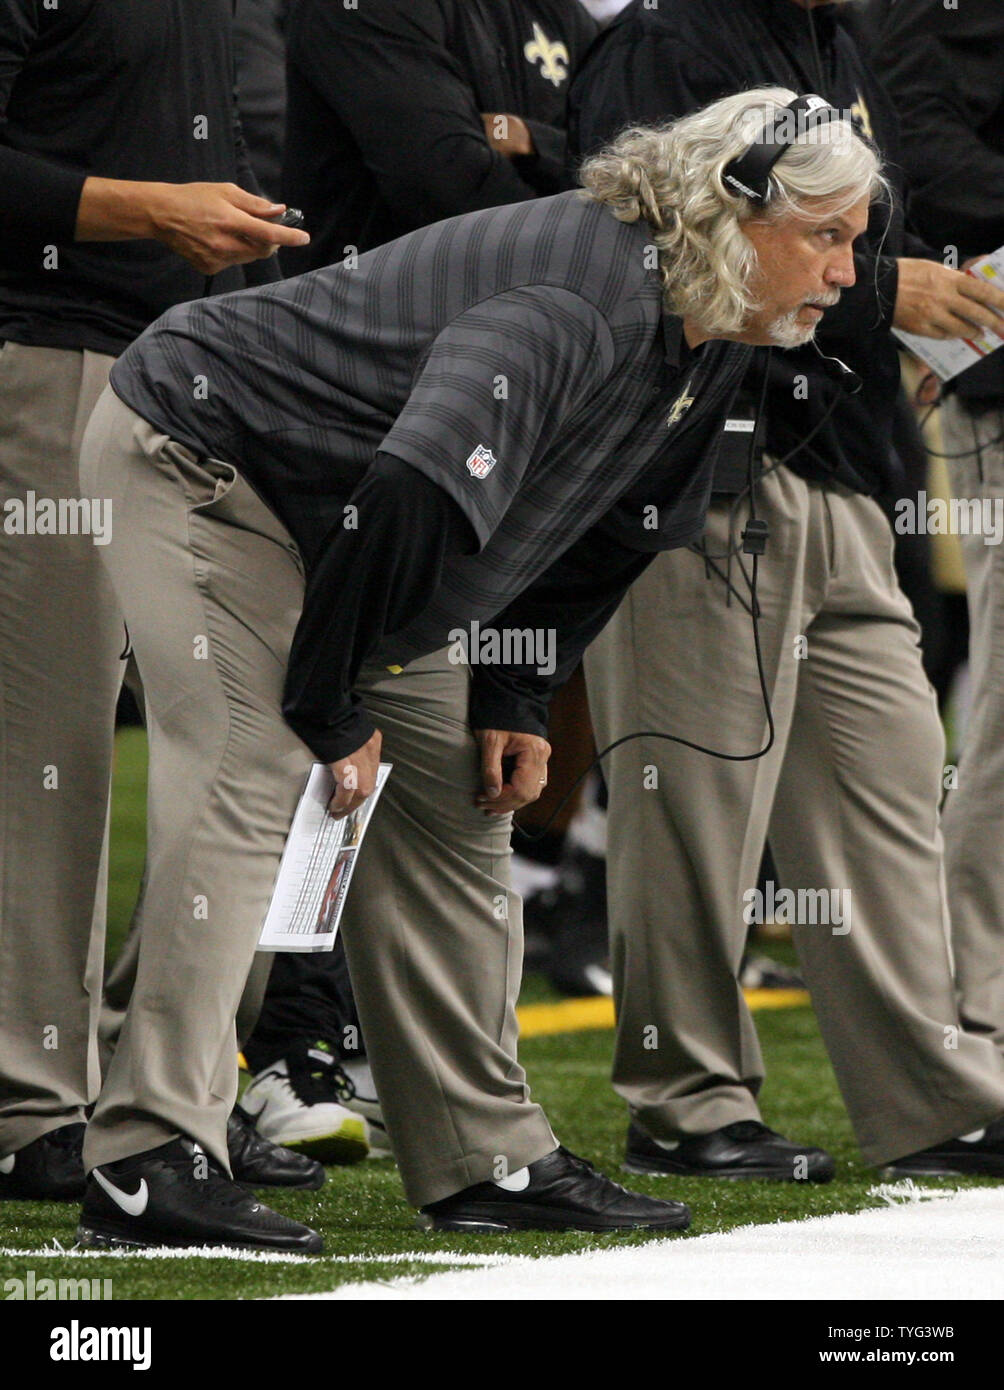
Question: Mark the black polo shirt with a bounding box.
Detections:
[111,190,751,756]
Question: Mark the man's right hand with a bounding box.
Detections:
[76,178,310,274]
[894,258,1004,340]
[327,728,383,820]
[480,113,535,158]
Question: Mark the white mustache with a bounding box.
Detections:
[805,292,842,308]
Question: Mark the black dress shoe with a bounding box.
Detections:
[77,1137,323,1253]
[0,1123,86,1200]
[885,1116,1004,1178]
[227,1105,325,1190]
[625,1120,835,1182]
[418,1145,691,1233]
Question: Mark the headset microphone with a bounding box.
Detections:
[810,339,863,395]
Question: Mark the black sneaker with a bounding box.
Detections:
[884,1116,1004,1178]
[418,1145,690,1233]
[227,1105,325,1190]
[77,1137,323,1252]
[625,1120,835,1182]
[739,952,806,991]
[0,1123,86,1200]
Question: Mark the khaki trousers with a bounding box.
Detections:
[940,396,1004,1050]
[0,343,122,1157]
[79,387,556,1204]
[584,465,1004,1166]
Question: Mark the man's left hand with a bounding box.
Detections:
[474,729,551,815]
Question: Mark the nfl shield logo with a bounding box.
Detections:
[466,444,497,479]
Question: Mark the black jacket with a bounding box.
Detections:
[568,0,932,498]
[874,0,1004,402]
[0,0,275,357]
[281,0,596,270]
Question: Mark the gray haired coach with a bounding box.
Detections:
[75,89,882,1251]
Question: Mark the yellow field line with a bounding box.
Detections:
[743,987,811,1012]
[516,988,809,1039]
[237,989,810,1069]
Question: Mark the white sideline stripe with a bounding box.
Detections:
[0,1246,509,1267]
[276,1186,1004,1301]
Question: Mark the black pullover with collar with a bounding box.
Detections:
[0,0,276,358]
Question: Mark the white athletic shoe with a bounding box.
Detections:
[240,1042,369,1165]
[338,1058,393,1159]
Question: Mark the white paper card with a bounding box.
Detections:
[257,762,392,953]
[894,247,1004,382]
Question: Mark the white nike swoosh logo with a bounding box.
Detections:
[494,1166,531,1192]
[0,1154,14,1174]
[93,1167,149,1216]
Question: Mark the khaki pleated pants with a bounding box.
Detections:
[584,464,1004,1166]
[940,398,1004,1051]
[79,387,556,1204]
[0,343,122,1158]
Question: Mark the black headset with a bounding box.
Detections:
[721,92,843,205]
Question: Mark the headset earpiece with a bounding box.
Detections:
[722,93,840,205]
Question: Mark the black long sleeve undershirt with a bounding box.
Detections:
[467,525,657,738]
[281,456,660,762]
[281,454,475,763]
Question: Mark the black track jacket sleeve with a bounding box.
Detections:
[0,2,87,246]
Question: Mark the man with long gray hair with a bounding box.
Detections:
[74,88,881,1248]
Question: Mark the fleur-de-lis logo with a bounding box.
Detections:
[667,380,696,427]
[524,23,570,89]
[851,93,874,142]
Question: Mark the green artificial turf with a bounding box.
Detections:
[106,725,149,957]
[0,728,992,1300]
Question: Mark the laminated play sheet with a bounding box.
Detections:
[258,762,392,952]
[894,246,1004,382]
